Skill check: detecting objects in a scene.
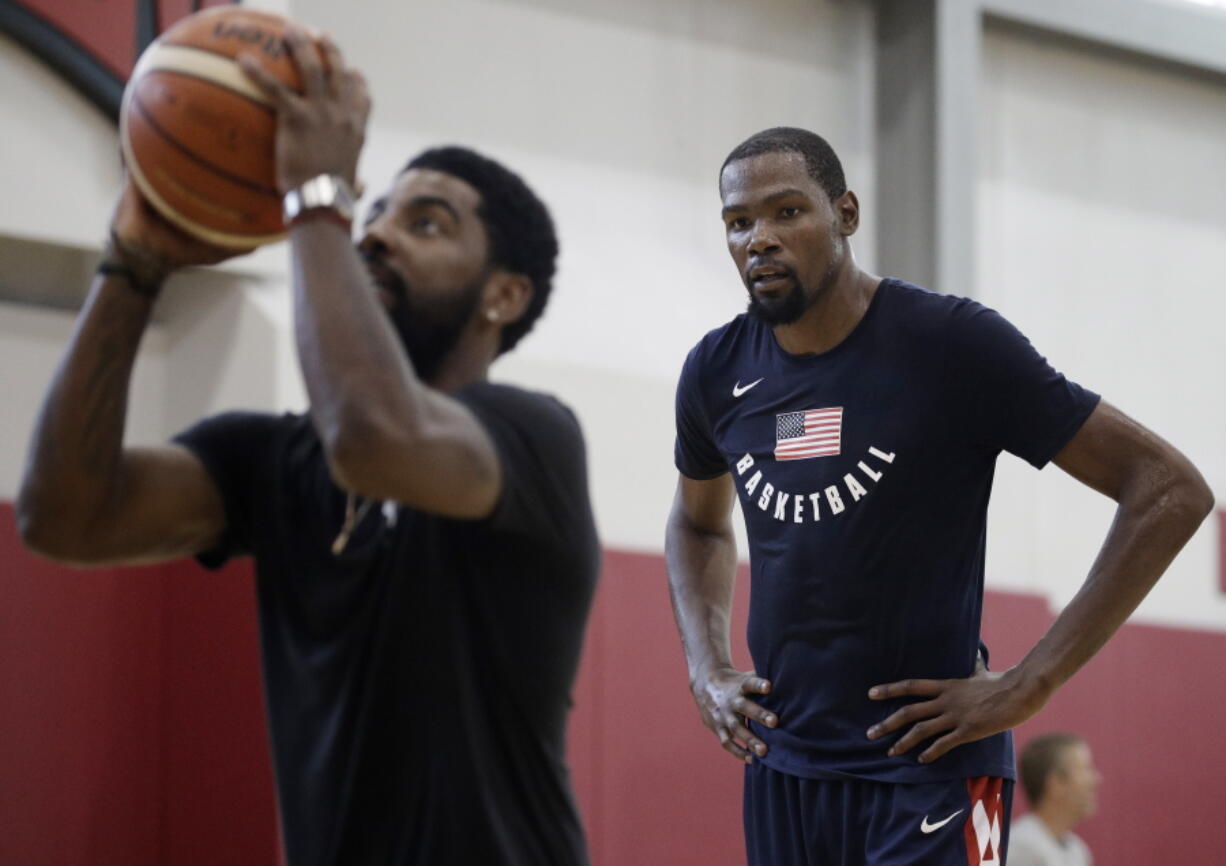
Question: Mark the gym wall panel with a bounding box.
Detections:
[0,506,166,866]
[159,559,278,866]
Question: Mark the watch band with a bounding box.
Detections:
[283,174,356,229]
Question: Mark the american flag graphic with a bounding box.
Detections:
[774,407,843,461]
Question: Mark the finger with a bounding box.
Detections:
[918,729,965,764]
[866,699,940,740]
[740,676,772,695]
[351,69,371,112]
[728,718,768,758]
[285,28,326,98]
[347,70,372,124]
[238,54,298,112]
[731,695,777,729]
[868,678,944,700]
[888,715,954,757]
[717,727,753,763]
[317,35,347,96]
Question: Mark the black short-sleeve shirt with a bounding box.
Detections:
[176,381,600,866]
[674,279,1099,783]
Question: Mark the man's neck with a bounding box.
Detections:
[772,266,879,356]
[428,337,496,393]
[1034,802,1078,842]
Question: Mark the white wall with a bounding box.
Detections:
[977,22,1226,630]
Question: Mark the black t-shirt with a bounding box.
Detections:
[675,279,1100,783]
[175,381,599,866]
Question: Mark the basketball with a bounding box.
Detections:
[119,7,319,249]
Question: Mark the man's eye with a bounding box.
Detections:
[728,217,750,230]
[780,206,800,218]
[412,216,440,235]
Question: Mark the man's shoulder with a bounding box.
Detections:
[681,313,756,375]
[1009,813,1046,837]
[461,381,585,444]
[174,409,307,455]
[879,277,983,327]
[1008,814,1061,852]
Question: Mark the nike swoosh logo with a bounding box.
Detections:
[920,809,964,834]
[732,378,764,398]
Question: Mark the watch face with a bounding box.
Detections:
[284,175,355,223]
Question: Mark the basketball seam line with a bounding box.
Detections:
[131,92,281,198]
[151,65,277,115]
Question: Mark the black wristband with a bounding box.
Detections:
[98,230,166,299]
[96,260,162,299]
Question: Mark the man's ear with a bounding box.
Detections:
[836,190,860,236]
[481,272,533,327]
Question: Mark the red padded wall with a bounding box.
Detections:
[3,504,1225,866]
[0,506,166,866]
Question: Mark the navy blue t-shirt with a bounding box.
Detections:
[674,279,1099,784]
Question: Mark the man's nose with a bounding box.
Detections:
[357,221,389,259]
[748,223,780,256]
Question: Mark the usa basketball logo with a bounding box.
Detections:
[0,0,236,121]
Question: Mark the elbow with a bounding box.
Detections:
[1151,464,1216,535]
[1184,473,1216,525]
[322,412,413,496]
[15,483,104,563]
[14,484,52,554]
[15,496,75,561]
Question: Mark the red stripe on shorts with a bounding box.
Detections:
[962,776,1005,865]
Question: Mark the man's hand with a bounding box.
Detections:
[692,667,777,764]
[239,30,370,193]
[866,666,1049,764]
[109,178,239,289]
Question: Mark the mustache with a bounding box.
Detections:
[746,259,795,281]
[360,249,410,303]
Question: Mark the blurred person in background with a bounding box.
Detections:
[1009,734,1099,866]
[16,30,597,866]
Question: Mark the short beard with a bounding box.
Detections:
[746,242,843,327]
[746,281,811,326]
[363,251,488,382]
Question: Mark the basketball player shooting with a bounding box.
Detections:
[18,29,598,866]
[665,127,1214,866]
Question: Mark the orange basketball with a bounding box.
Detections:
[120,7,319,249]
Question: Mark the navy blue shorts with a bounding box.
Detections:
[744,761,1013,866]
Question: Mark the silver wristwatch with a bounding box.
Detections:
[282,174,356,226]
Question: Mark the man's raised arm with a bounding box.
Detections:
[17,183,235,566]
[240,32,508,519]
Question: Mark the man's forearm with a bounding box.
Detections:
[665,515,740,683]
[18,277,155,548]
[1015,459,1213,695]
[289,222,430,460]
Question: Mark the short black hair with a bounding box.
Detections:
[1019,733,1084,807]
[404,146,558,354]
[721,127,847,200]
